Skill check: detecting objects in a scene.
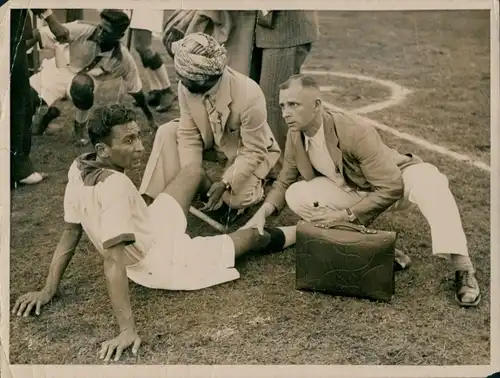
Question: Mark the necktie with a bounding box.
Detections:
[204,95,223,145]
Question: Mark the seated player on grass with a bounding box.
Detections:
[12,104,296,362]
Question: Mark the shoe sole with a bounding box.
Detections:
[455,292,481,307]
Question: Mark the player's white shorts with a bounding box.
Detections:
[125,193,240,291]
[29,57,101,107]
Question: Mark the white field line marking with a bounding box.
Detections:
[150,32,489,172]
[303,69,490,173]
[309,69,413,115]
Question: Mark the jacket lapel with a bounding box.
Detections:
[323,110,344,177]
[292,130,315,181]
[214,71,232,133]
[182,86,214,149]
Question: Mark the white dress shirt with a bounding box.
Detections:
[305,122,346,188]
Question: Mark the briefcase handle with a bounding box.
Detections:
[311,221,378,234]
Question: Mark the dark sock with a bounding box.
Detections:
[141,194,154,206]
[41,106,60,126]
[263,227,286,253]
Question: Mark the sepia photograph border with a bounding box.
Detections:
[1,0,499,377]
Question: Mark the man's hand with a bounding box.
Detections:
[200,181,227,211]
[309,207,350,228]
[99,329,141,362]
[12,290,53,317]
[241,209,267,235]
[48,23,70,43]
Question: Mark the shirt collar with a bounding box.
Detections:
[75,152,124,186]
[203,75,223,104]
[304,121,324,151]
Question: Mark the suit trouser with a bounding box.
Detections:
[250,43,313,152]
[284,163,469,259]
[139,121,264,209]
[10,33,36,183]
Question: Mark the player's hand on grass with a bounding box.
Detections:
[99,329,141,362]
[12,290,53,317]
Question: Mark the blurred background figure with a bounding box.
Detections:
[28,10,83,75]
[123,9,178,113]
[29,9,158,146]
[52,9,84,22]
[10,9,69,187]
[163,10,320,173]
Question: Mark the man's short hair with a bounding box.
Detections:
[279,74,321,91]
[99,9,131,34]
[70,73,95,111]
[88,104,137,147]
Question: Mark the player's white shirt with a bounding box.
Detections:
[63,152,240,291]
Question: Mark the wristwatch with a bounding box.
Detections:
[221,178,231,191]
[345,208,357,223]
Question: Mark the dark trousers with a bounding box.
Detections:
[249,43,312,152]
[11,19,36,183]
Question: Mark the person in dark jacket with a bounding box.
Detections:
[10,9,69,187]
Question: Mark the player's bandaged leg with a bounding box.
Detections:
[30,87,61,135]
[29,57,75,134]
[135,30,177,112]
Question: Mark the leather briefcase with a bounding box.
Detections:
[296,221,397,302]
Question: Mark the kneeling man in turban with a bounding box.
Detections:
[140,32,281,223]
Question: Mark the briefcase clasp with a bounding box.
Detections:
[315,221,378,235]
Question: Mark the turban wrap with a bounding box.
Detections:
[171,32,227,82]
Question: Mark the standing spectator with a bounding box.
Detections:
[251,11,320,160]
[10,9,69,187]
[124,9,177,112]
[164,10,319,172]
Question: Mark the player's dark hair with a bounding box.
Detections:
[70,73,95,111]
[87,104,137,147]
[99,9,131,34]
[279,74,321,91]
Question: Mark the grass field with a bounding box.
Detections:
[9,10,491,365]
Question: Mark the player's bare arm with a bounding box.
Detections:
[99,242,141,362]
[12,224,83,317]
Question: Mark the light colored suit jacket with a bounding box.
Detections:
[266,109,423,225]
[177,67,281,193]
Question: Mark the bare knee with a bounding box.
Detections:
[135,45,163,70]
